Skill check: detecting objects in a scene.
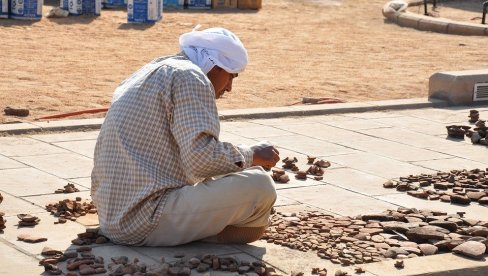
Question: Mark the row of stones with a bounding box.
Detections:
[42,235,280,276]
[262,207,488,269]
[383,168,488,205]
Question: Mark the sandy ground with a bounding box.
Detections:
[1,0,488,123]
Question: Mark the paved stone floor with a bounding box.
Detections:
[1,106,488,275]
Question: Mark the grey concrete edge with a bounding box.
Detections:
[0,98,452,136]
[383,2,488,36]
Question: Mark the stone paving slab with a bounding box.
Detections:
[52,139,97,158]
[263,134,359,157]
[0,137,69,157]
[29,130,100,143]
[0,154,26,170]
[320,167,393,196]
[0,192,46,217]
[274,122,375,143]
[326,152,437,179]
[14,153,93,179]
[412,157,488,172]
[370,116,450,136]
[0,242,44,275]
[1,212,86,257]
[347,139,450,162]
[0,167,77,196]
[1,105,488,275]
[277,185,397,216]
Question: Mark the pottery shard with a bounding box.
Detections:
[452,241,486,259]
[406,227,445,242]
[466,191,487,201]
[450,195,471,205]
[196,263,210,272]
[440,195,451,202]
[384,247,408,258]
[419,244,438,256]
[42,247,63,256]
[479,197,488,205]
[17,234,48,243]
[428,220,458,232]
[383,180,397,188]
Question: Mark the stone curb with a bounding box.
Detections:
[0,98,450,135]
[384,3,488,36]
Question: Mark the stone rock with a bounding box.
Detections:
[452,241,486,259]
[17,234,48,243]
[466,191,486,201]
[450,195,471,205]
[428,220,458,232]
[419,244,438,255]
[479,197,488,205]
[4,106,29,117]
[406,227,445,242]
[384,247,408,258]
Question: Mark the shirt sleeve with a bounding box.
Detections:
[169,69,252,182]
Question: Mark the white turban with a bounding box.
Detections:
[179,27,248,74]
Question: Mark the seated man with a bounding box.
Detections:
[91,27,280,246]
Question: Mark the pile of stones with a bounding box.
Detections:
[71,228,109,246]
[17,213,40,226]
[262,207,488,266]
[446,110,488,146]
[54,183,80,194]
[41,246,107,275]
[46,197,97,224]
[271,156,331,183]
[383,169,488,205]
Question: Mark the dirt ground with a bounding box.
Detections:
[1,0,488,123]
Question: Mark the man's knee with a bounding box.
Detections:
[244,167,277,204]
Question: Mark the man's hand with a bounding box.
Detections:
[251,145,280,170]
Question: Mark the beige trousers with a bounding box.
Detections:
[143,166,277,246]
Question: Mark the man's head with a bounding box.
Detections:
[179,27,248,99]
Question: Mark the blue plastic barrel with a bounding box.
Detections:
[102,0,125,8]
[0,0,8,18]
[187,0,210,9]
[9,0,42,20]
[65,0,100,16]
[163,0,182,9]
[127,0,162,23]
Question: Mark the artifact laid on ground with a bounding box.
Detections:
[273,157,331,183]
[262,207,488,266]
[47,251,281,275]
[17,214,40,226]
[54,183,80,194]
[446,110,488,145]
[17,233,48,243]
[46,198,97,224]
[71,228,109,246]
[383,168,488,206]
[0,211,5,231]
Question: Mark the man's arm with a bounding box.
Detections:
[170,70,252,181]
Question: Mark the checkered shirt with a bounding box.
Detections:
[91,53,253,245]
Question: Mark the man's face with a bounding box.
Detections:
[207,67,238,99]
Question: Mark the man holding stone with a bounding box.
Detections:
[91,27,279,246]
